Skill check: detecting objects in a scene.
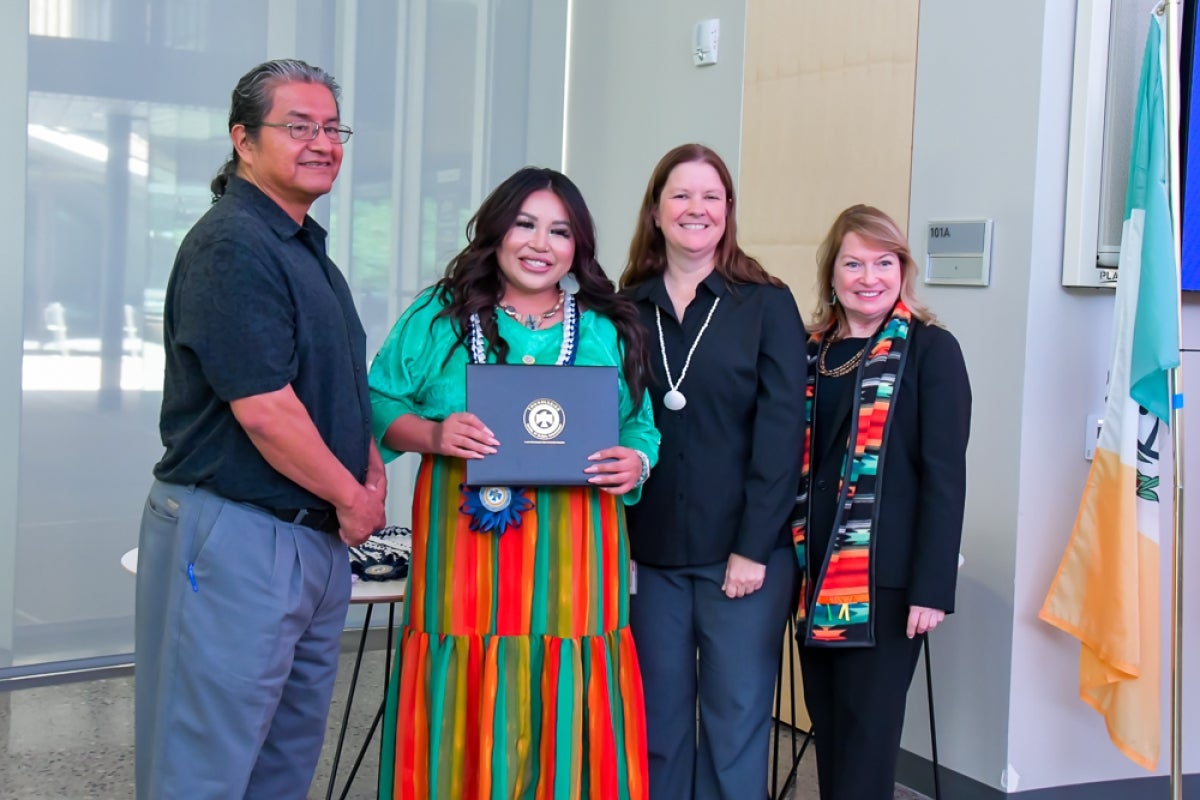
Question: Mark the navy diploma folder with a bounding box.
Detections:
[465,364,618,486]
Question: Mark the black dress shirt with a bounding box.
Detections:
[625,272,806,567]
[155,176,372,509]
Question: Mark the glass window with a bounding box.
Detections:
[3,0,566,675]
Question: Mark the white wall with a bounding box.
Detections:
[910,0,1200,792]
[905,0,1047,788]
[564,0,747,276]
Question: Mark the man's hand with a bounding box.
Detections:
[336,483,386,547]
[231,386,390,547]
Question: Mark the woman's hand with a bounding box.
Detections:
[722,553,766,599]
[584,446,642,495]
[432,412,499,459]
[906,605,946,638]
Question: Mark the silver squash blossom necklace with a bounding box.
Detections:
[655,297,720,411]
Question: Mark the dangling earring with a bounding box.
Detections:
[829,287,839,306]
[559,272,580,296]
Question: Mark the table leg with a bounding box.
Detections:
[925,634,942,800]
[377,601,396,796]
[333,600,400,800]
[339,702,385,800]
[325,602,374,800]
[774,617,810,800]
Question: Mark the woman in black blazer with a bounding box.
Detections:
[795,205,971,800]
[621,144,806,800]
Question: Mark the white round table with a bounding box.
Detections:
[120,547,138,576]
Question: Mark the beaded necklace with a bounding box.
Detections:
[817,337,868,378]
[469,292,578,366]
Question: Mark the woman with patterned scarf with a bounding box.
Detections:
[794,204,972,800]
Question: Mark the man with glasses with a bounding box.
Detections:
[135,59,386,799]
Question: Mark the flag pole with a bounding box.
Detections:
[1159,1,1185,798]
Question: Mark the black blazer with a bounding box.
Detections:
[806,321,971,613]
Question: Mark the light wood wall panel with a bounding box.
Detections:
[774,636,810,731]
[739,0,920,319]
[744,0,920,733]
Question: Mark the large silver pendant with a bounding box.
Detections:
[663,389,687,411]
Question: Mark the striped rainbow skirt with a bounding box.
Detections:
[378,455,649,800]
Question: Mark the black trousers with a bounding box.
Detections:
[630,547,796,800]
[799,588,924,800]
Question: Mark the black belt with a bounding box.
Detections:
[269,507,340,536]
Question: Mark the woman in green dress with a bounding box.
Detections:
[368,167,660,800]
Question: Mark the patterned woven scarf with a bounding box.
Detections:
[791,301,912,647]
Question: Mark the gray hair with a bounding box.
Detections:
[210,59,342,200]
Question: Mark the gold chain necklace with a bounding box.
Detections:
[499,289,564,330]
[817,337,868,378]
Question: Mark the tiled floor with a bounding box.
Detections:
[0,634,928,800]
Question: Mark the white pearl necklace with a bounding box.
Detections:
[469,293,577,365]
[655,297,720,411]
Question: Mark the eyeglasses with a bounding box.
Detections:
[260,121,353,143]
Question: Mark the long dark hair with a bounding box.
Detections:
[620,143,783,290]
[210,59,341,201]
[433,167,651,398]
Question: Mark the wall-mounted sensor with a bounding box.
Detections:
[694,19,719,66]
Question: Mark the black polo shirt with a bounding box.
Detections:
[154,176,371,509]
[625,272,806,567]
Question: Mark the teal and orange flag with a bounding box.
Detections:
[1039,10,1180,771]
